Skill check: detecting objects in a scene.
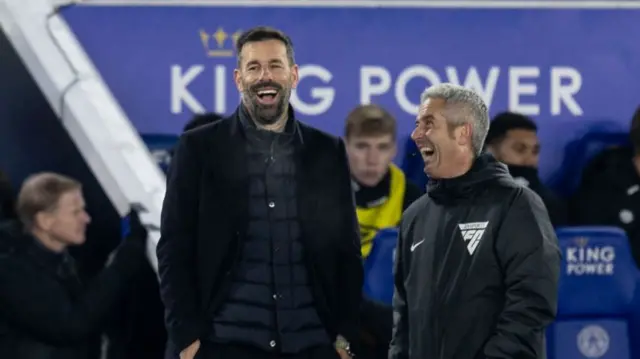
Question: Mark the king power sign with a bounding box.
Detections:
[170,28,584,118]
[63,6,640,177]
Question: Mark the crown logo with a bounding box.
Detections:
[200,27,242,58]
[574,237,589,247]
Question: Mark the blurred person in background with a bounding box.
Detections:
[0,172,148,359]
[0,170,18,254]
[0,170,16,222]
[484,112,567,226]
[344,105,421,359]
[158,27,361,359]
[571,106,640,265]
[344,104,422,258]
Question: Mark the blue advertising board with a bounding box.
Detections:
[62,5,640,179]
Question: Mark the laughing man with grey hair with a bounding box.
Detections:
[420,83,490,156]
[389,83,560,359]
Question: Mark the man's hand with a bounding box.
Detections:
[336,348,351,359]
[180,339,201,359]
[335,334,352,359]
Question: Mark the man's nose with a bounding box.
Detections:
[523,155,538,167]
[365,150,377,165]
[411,127,423,142]
[258,67,274,81]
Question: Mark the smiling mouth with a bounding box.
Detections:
[256,89,279,104]
[420,147,435,157]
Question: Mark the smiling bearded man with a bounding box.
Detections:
[157,26,362,359]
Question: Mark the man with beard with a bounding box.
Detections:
[157,27,362,359]
[484,112,567,226]
[389,83,560,359]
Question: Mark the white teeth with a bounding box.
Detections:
[421,147,434,155]
[258,90,277,95]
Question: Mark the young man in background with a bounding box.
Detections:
[344,104,422,258]
[344,104,422,359]
[484,112,567,226]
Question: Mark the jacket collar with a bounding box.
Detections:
[236,104,304,145]
[26,235,68,271]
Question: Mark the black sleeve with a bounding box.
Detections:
[389,220,409,359]
[0,243,143,345]
[156,133,207,352]
[335,138,364,349]
[402,179,423,211]
[483,189,561,359]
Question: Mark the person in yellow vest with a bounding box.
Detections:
[344,104,422,259]
[344,105,423,359]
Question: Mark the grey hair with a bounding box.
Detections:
[420,83,489,155]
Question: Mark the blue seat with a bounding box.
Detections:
[548,226,640,359]
[363,227,398,305]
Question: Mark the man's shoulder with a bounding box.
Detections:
[297,121,342,151]
[488,175,544,207]
[181,116,232,142]
[0,220,24,254]
[401,194,430,226]
[0,241,35,277]
[483,174,530,204]
[514,185,548,215]
[485,180,547,222]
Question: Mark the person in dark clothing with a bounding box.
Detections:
[0,170,16,221]
[484,111,567,226]
[0,172,148,359]
[157,27,362,359]
[390,84,560,359]
[0,170,18,252]
[570,106,640,265]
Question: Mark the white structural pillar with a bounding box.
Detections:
[0,0,165,271]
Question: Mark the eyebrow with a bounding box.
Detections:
[245,59,285,67]
[417,114,435,123]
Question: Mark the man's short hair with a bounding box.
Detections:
[344,104,397,140]
[420,83,489,155]
[235,26,295,66]
[16,172,81,230]
[485,112,538,147]
[183,113,224,133]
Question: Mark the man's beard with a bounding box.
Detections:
[242,80,290,126]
